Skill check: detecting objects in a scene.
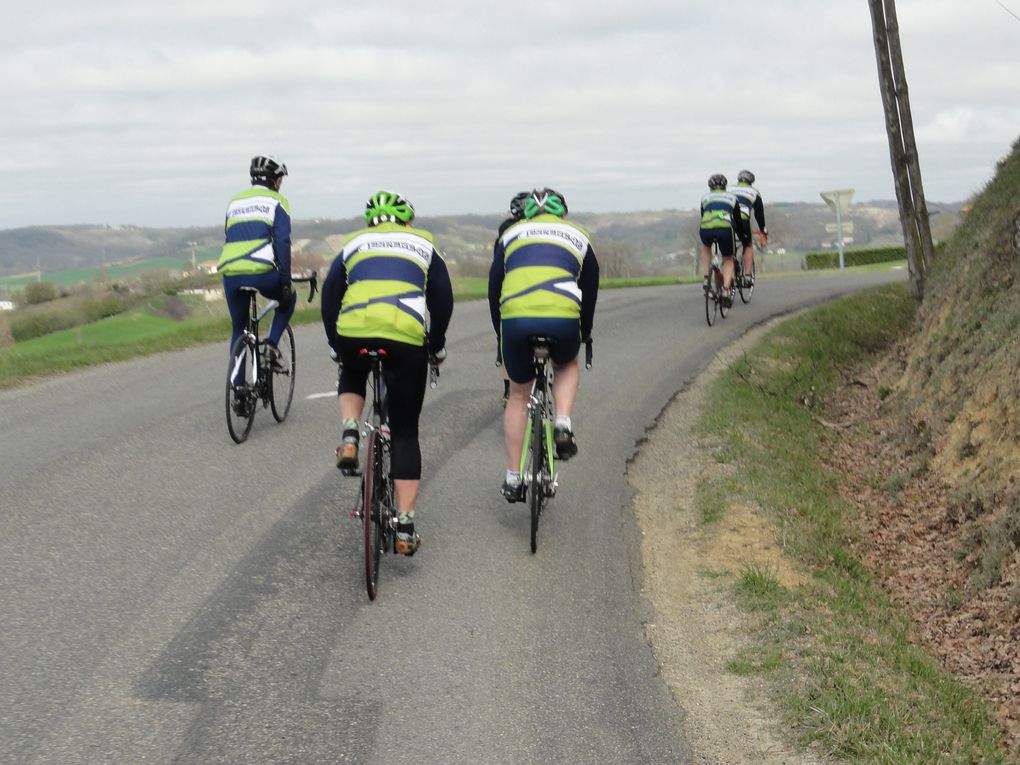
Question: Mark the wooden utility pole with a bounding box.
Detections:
[868,0,932,301]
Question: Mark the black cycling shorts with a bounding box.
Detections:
[699,228,735,258]
[336,336,427,481]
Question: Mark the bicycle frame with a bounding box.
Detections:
[519,351,556,488]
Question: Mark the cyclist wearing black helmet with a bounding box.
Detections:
[489,187,600,502]
[321,190,454,556]
[732,169,767,289]
[698,174,746,308]
[218,154,294,377]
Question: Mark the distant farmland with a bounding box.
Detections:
[0,257,190,290]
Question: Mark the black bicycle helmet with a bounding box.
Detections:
[708,174,728,191]
[250,154,288,184]
[508,190,531,220]
[737,169,755,184]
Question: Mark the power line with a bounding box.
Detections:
[996,0,1020,22]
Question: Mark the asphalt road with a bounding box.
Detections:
[0,271,905,764]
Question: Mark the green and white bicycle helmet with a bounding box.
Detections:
[523,187,568,219]
[364,190,415,227]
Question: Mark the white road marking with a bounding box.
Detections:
[307,392,337,400]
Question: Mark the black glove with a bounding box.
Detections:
[279,282,293,308]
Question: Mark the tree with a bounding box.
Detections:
[868,0,934,301]
[23,281,58,305]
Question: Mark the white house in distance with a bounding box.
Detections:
[0,300,15,312]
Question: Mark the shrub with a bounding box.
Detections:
[22,281,59,305]
[804,246,906,270]
[10,307,78,341]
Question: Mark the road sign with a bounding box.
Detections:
[825,222,854,233]
[820,189,855,214]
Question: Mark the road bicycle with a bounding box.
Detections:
[704,242,730,327]
[225,273,317,444]
[519,336,593,554]
[349,347,440,601]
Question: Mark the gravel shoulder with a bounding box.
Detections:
[628,318,829,765]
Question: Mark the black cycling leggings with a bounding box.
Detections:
[336,336,427,480]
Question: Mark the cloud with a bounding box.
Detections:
[0,1,1018,227]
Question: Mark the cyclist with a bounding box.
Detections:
[495,191,530,407]
[488,187,599,502]
[699,174,746,308]
[731,169,768,288]
[321,190,453,556]
[218,154,294,405]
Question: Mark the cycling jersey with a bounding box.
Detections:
[490,214,598,334]
[732,182,767,235]
[321,222,453,353]
[699,190,740,231]
[217,185,292,277]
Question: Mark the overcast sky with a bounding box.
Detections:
[2,0,1018,229]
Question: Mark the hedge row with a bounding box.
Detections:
[10,294,132,342]
[804,246,906,270]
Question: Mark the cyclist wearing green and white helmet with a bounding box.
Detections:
[488,187,600,502]
[732,169,767,289]
[321,190,454,556]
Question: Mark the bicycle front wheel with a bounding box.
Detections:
[529,407,545,554]
[739,260,755,303]
[225,335,257,443]
[704,277,717,327]
[362,430,383,600]
[270,325,296,422]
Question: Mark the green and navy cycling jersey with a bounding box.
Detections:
[488,213,599,339]
[699,190,742,232]
[320,222,453,353]
[732,183,767,234]
[217,184,292,278]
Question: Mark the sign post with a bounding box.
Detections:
[820,189,855,270]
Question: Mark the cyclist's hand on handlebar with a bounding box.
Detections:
[279,282,294,307]
[431,348,447,366]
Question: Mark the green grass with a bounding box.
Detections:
[0,275,699,388]
[0,257,189,289]
[696,281,1011,763]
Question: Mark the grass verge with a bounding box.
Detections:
[696,281,1011,763]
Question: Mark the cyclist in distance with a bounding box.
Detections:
[731,169,768,287]
[495,191,530,407]
[321,190,453,556]
[699,174,746,308]
[489,187,600,502]
[217,154,295,381]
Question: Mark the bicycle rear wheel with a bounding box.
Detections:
[270,325,296,422]
[529,406,545,554]
[225,335,257,443]
[362,429,383,600]
[738,260,755,303]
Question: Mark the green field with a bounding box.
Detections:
[0,257,190,289]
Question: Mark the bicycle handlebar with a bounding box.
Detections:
[584,336,593,370]
[292,271,318,303]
